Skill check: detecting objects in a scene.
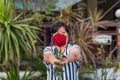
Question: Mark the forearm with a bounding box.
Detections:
[44,53,59,65]
[66,53,81,62]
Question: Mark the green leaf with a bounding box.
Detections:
[53,66,63,80]
[54,62,62,67]
[54,48,59,59]
[15,18,34,23]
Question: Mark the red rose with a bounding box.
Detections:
[53,33,66,47]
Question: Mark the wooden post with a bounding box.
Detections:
[86,0,97,12]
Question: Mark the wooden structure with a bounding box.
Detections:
[97,20,120,58]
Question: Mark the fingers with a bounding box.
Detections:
[54,58,68,65]
[59,58,68,65]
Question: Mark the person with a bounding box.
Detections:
[43,21,82,80]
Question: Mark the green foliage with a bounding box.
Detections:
[76,8,106,67]
[79,65,94,80]
[103,57,112,66]
[56,1,86,23]
[53,48,65,80]
[18,0,58,24]
[30,56,47,78]
[53,66,63,80]
[0,64,19,80]
[0,0,39,64]
[97,45,105,53]
[0,0,41,80]
[0,63,33,80]
[89,8,104,31]
[27,47,47,79]
[79,65,95,74]
[54,48,59,59]
[77,20,97,67]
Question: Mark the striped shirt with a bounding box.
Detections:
[43,44,82,80]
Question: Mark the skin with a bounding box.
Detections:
[43,26,82,65]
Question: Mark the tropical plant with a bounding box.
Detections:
[29,56,46,80]
[93,57,118,80]
[0,0,40,79]
[19,46,47,80]
[16,0,58,20]
[79,0,120,67]
[78,57,120,80]
[56,0,86,23]
[29,47,47,79]
[0,63,20,80]
[88,8,104,31]
[75,7,107,67]
[77,20,97,67]
[0,63,33,80]
[79,65,94,80]
[0,0,39,64]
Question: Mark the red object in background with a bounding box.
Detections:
[117,35,120,43]
[53,33,66,47]
[117,35,120,47]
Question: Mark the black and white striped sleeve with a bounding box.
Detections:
[43,46,53,54]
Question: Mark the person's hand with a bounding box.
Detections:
[59,57,68,65]
[53,58,63,67]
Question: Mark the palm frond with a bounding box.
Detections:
[77,21,97,66]
[88,8,104,31]
[0,0,40,65]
